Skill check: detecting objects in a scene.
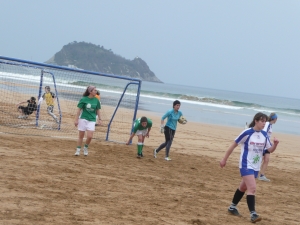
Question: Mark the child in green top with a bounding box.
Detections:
[74,86,102,156]
[126,116,152,158]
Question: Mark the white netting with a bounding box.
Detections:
[0,59,141,143]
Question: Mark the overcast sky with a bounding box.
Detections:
[1,0,299,99]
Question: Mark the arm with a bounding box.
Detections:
[219,141,238,168]
[146,127,151,138]
[74,108,81,126]
[16,101,27,106]
[267,137,279,153]
[126,132,136,145]
[96,109,102,125]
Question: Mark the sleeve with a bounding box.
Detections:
[265,137,272,149]
[133,120,139,133]
[77,98,85,109]
[51,92,55,98]
[162,110,171,120]
[235,130,249,144]
[97,99,101,110]
[147,119,152,128]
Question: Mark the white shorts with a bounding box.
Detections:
[78,119,96,131]
[136,129,148,136]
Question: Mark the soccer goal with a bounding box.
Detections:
[0,56,141,143]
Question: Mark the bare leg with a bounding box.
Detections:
[260,154,270,175]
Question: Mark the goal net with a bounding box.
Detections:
[0,56,141,143]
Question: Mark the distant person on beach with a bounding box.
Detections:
[258,113,278,182]
[126,116,152,158]
[153,100,183,161]
[16,97,37,119]
[219,112,279,223]
[38,86,59,123]
[74,86,101,156]
[245,122,248,129]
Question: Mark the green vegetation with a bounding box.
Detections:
[45,41,162,82]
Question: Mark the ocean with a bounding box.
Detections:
[1,69,299,136]
[138,81,300,136]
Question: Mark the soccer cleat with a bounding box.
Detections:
[83,147,88,156]
[153,149,157,158]
[18,115,23,119]
[258,175,270,182]
[228,207,241,216]
[137,154,141,159]
[164,157,172,161]
[251,213,262,223]
[74,148,80,156]
[140,152,144,158]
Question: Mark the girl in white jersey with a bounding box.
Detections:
[220,112,279,223]
[258,113,278,182]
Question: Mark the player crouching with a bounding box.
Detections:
[126,116,152,158]
[16,97,37,119]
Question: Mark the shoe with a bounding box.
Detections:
[228,207,240,216]
[55,118,59,123]
[258,175,270,182]
[164,157,172,161]
[251,213,262,223]
[18,115,24,119]
[24,115,28,119]
[83,147,88,156]
[74,148,80,156]
[137,154,141,159]
[153,149,157,158]
[140,152,144,157]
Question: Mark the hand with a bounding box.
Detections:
[38,97,43,105]
[146,132,150,138]
[160,125,164,133]
[219,159,226,168]
[74,120,79,127]
[97,120,102,126]
[273,137,279,145]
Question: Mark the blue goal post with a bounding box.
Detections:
[0,55,141,143]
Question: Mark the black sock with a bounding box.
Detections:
[247,195,255,213]
[231,189,245,206]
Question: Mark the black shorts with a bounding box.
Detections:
[18,106,33,115]
[263,149,270,156]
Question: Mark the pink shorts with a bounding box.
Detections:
[78,119,96,131]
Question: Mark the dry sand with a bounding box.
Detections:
[0,109,299,225]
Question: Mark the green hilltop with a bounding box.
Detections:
[45,41,162,83]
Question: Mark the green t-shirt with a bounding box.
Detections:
[133,118,152,133]
[77,96,101,122]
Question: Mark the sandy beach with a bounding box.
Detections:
[0,108,299,225]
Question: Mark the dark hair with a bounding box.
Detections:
[30,97,36,101]
[96,90,100,95]
[248,112,268,128]
[140,116,147,123]
[45,86,50,90]
[83,88,90,96]
[173,100,181,107]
